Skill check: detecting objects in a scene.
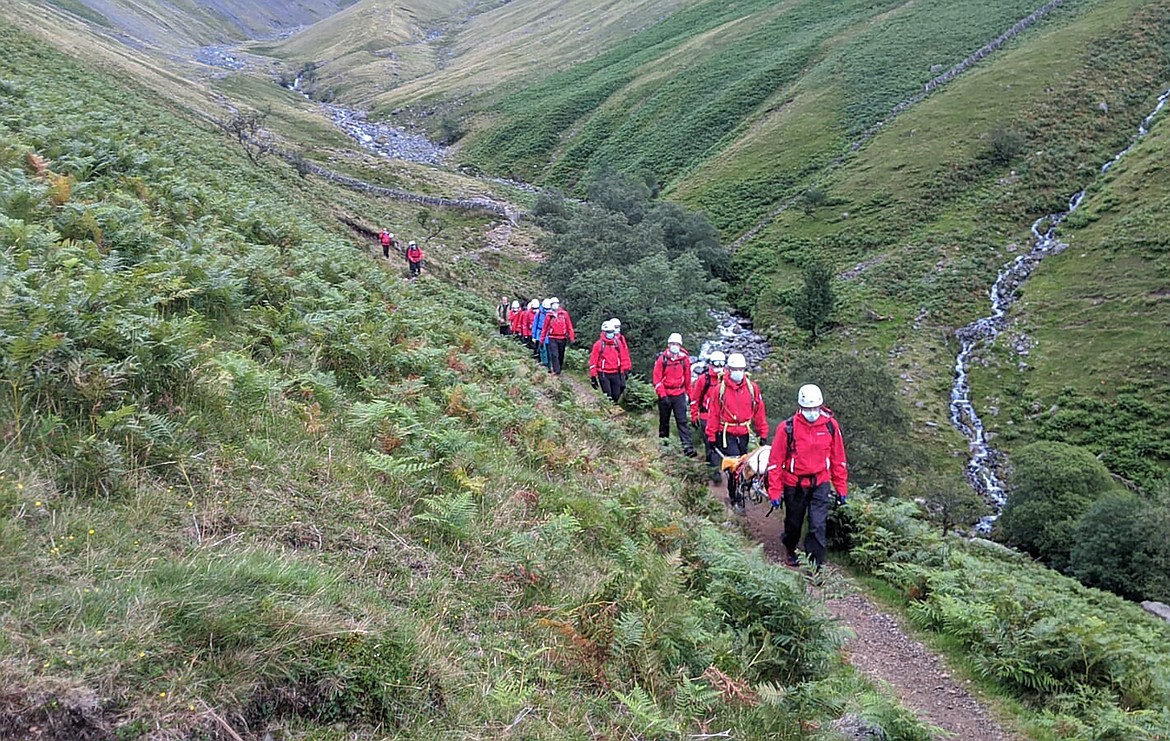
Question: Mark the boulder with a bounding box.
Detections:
[830,714,887,740]
[1141,601,1170,623]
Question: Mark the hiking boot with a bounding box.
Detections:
[733,501,746,516]
[684,449,698,459]
[785,551,800,568]
[709,468,723,484]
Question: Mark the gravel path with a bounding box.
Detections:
[710,481,1020,741]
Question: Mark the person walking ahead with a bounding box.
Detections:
[380,229,397,258]
[406,240,424,277]
[766,384,848,569]
[611,318,631,400]
[497,297,513,336]
[653,333,696,457]
[706,353,768,513]
[690,351,726,481]
[589,321,624,402]
[539,297,575,376]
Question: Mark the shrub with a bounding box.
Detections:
[1070,487,1170,602]
[999,441,1117,571]
[791,260,835,342]
[983,127,1026,165]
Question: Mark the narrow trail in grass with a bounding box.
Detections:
[710,480,1020,741]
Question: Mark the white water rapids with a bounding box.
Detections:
[950,89,1170,531]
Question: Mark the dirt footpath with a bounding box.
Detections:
[711,481,1019,741]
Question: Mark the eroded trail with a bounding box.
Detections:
[710,481,1019,741]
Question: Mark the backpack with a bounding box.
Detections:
[784,415,836,463]
[716,376,760,419]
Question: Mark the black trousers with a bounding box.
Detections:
[782,481,832,567]
[713,431,749,503]
[599,372,622,402]
[616,372,627,399]
[658,394,694,454]
[499,324,511,336]
[409,260,421,276]
[382,243,391,258]
[697,420,716,469]
[547,338,567,375]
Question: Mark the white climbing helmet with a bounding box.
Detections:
[528,299,539,310]
[611,318,621,332]
[541,298,552,309]
[667,332,683,346]
[727,353,747,370]
[601,320,614,332]
[510,300,520,311]
[797,383,824,408]
[708,351,726,366]
[408,240,417,247]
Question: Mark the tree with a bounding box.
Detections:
[416,209,446,244]
[998,441,1117,571]
[772,352,918,495]
[916,473,988,535]
[1069,486,1170,602]
[792,260,835,342]
[220,107,274,165]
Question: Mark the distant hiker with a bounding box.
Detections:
[653,333,696,458]
[539,297,575,376]
[706,353,769,513]
[611,317,631,399]
[766,384,848,569]
[520,299,539,352]
[690,351,726,482]
[497,297,513,335]
[406,240,424,277]
[531,299,550,364]
[589,320,624,402]
[380,229,396,258]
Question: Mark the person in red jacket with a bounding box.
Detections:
[690,351,726,481]
[520,299,538,353]
[766,383,849,569]
[539,297,575,376]
[380,229,396,258]
[611,317,631,399]
[589,320,624,402]
[706,353,769,511]
[653,333,696,457]
[405,240,424,278]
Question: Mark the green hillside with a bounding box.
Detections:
[0,22,940,740]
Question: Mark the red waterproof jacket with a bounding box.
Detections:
[766,412,848,497]
[406,245,424,263]
[705,376,769,442]
[617,334,632,373]
[380,231,393,247]
[589,336,623,377]
[689,369,721,423]
[520,308,535,337]
[510,308,525,335]
[652,349,691,398]
[540,310,575,342]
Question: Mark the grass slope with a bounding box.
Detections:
[732,0,1170,478]
[0,22,936,741]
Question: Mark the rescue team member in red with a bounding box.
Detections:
[380,229,396,258]
[690,351,726,482]
[589,320,624,402]
[611,318,631,400]
[539,297,575,376]
[653,333,697,458]
[406,240,424,277]
[705,353,768,512]
[766,383,848,569]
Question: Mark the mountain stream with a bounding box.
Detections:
[950,89,1170,530]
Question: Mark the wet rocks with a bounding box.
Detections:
[696,311,771,371]
[195,46,247,70]
[322,105,446,165]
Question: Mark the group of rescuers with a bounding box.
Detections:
[496,297,849,569]
[379,229,425,278]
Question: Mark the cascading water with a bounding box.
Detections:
[951,89,1170,531]
[695,311,772,373]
